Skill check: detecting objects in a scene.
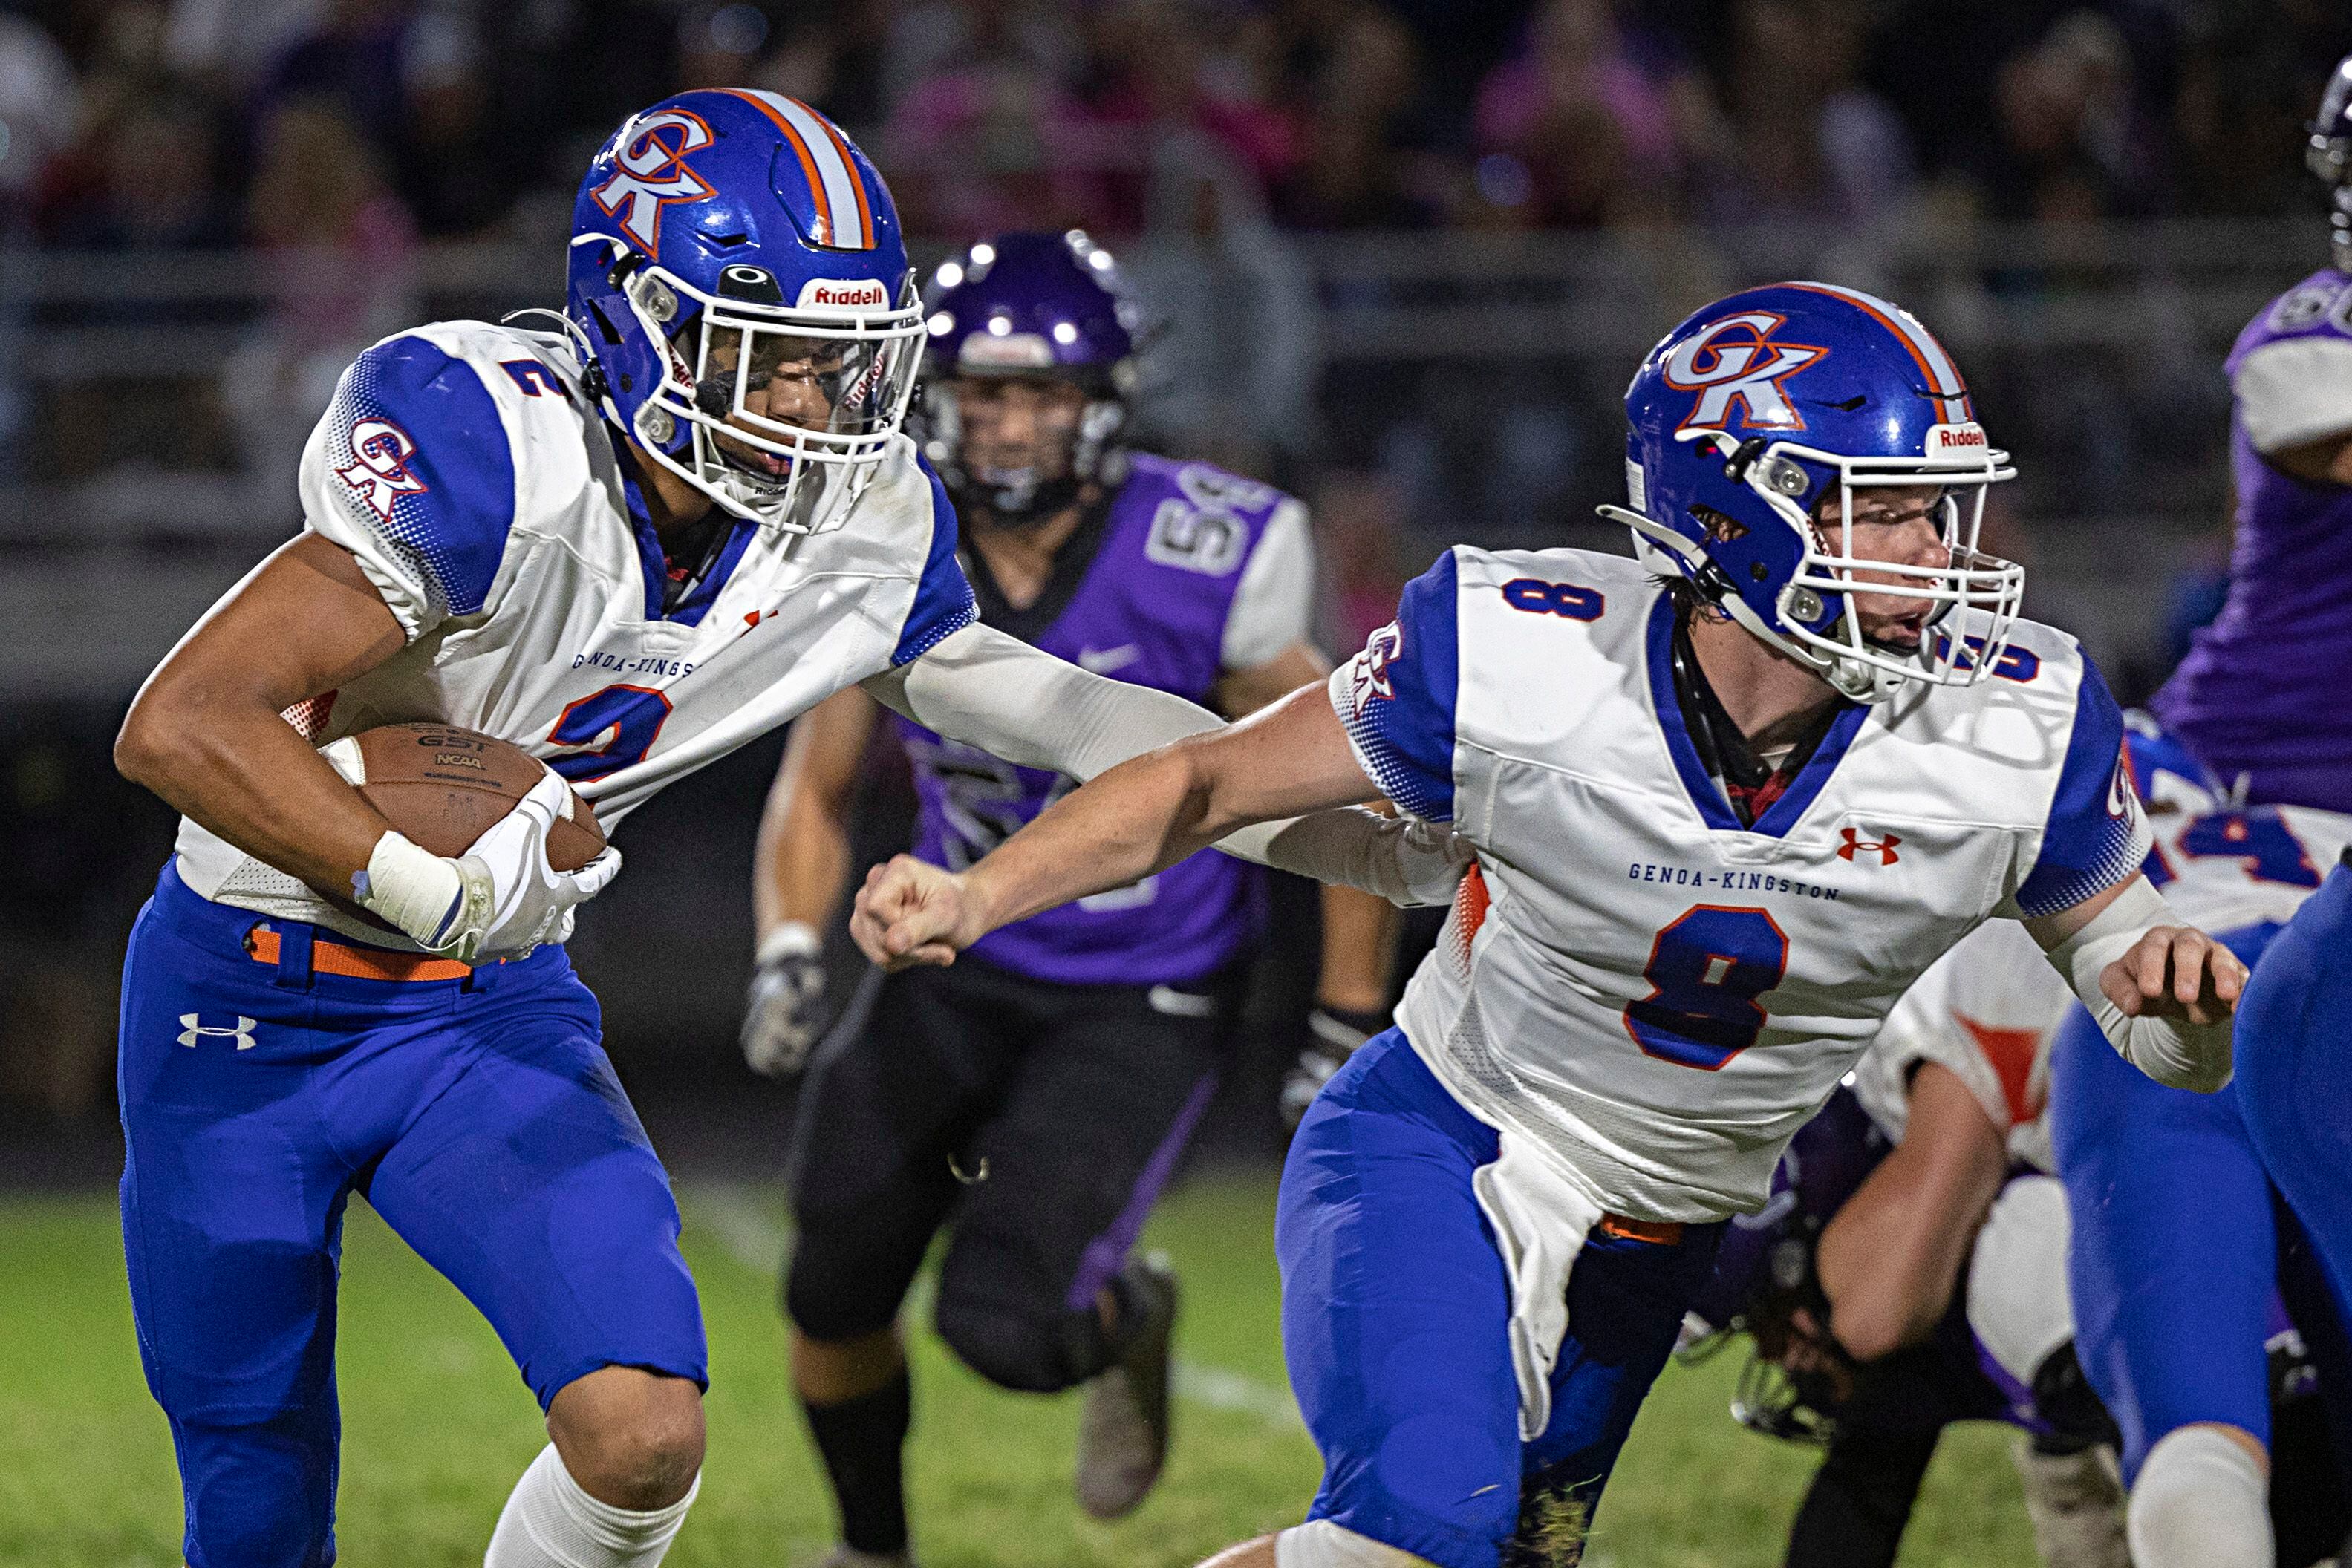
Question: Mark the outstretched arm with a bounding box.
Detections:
[866,623,1466,907]
[851,683,1382,967]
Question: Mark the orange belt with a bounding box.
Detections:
[1596,1213,1684,1247]
[245,925,472,984]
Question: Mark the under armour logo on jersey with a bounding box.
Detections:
[177,1014,257,1050]
[595,108,716,252]
[336,417,429,520]
[1661,311,1825,434]
[1835,827,1902,865]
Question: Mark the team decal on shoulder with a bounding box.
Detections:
[595,108,717,252]
[336,417,429,521]
[1144,497,1247,577]
[1500,577,1605,621]
[1660,311,1826,434]
[1344,622,1404,716]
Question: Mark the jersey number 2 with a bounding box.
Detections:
[547,684,673,782]
[1624,904,1788,1071]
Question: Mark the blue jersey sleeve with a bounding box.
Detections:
[304,335,518,636]
[892,457,980,664]
[2015,653,2154,918]
[1327,549,1460,821]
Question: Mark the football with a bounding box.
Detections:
[323,723,605,872]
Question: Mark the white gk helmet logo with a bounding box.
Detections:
[595,109,716,252]
[336,418,429,520]
[177,1014,256,1050]
[1661,312,1826,434]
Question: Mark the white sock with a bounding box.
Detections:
[484,1443,699,1568]
[2127,1424,2272,1568]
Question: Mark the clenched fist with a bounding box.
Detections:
[850,855,989,970]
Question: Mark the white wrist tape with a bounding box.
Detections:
[756,921,821,966]
[355,831,467,951]
[1222,808,1471,907]
[2042,877,2233,1093]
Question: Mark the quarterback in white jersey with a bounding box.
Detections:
[850,284,2248,1568]
[106,91,1439,1568]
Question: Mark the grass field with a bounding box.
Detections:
[0,1172,2039,1567]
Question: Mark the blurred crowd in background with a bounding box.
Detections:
[9,0,2352,255]
[2,0,2348,1134]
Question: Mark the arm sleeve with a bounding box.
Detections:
[2234,336,2352,454]
[890,457,980,664]
[1326,549,1460,822]
[2012,653,2153,920]
[1220,497,1315,670]
[299,335,518,641]
[867,622,1217,780]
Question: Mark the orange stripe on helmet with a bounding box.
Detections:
[804,102,875,249]
[1781,281,1973,425]
[721,88,835,247]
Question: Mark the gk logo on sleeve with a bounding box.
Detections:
[177,1015,257,1050]
[1661,311,1825,434]
[336,419,430,520]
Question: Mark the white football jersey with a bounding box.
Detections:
[1329,546,2148,1223]
[175,318,975,944]
[1851,918,2071,1172]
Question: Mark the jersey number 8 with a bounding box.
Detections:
[1624,904,1789,1071]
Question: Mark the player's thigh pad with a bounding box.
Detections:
[785,965,992,1340]
[934,969,1231,1392]
[357,960,707,1409]
[1278,1028,1712,1568]
[2235,861,2352,1321]
[117,882,363,1425]
[2050,992,2277,1477]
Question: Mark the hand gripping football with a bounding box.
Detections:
[322,723,605,872]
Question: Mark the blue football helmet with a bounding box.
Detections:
[566,90,924,532]
[916,229,1143,521]
[1606,282,2023,702]
[2309,55,2352,272]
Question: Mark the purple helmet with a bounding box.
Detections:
[916,230,1144,521]
[2309,55,2352,272]
[567,91,922,534]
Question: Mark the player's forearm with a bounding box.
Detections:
[962,745,1234,935]
[1315,884,1396,1013]
[117,687,390,895]
[754,796,852,941]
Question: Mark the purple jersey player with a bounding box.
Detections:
[738,232,1396,1564]
[2147,122,2352,811]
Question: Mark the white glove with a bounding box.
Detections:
[356,769,622,961]
[742,922,827,1077]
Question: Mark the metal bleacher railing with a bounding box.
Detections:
[0,216,2319,700]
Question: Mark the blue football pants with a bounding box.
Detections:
[117,866,706,1568]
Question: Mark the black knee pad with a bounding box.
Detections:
[784,1222,913,1342]
[933,1289,1111,1394]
